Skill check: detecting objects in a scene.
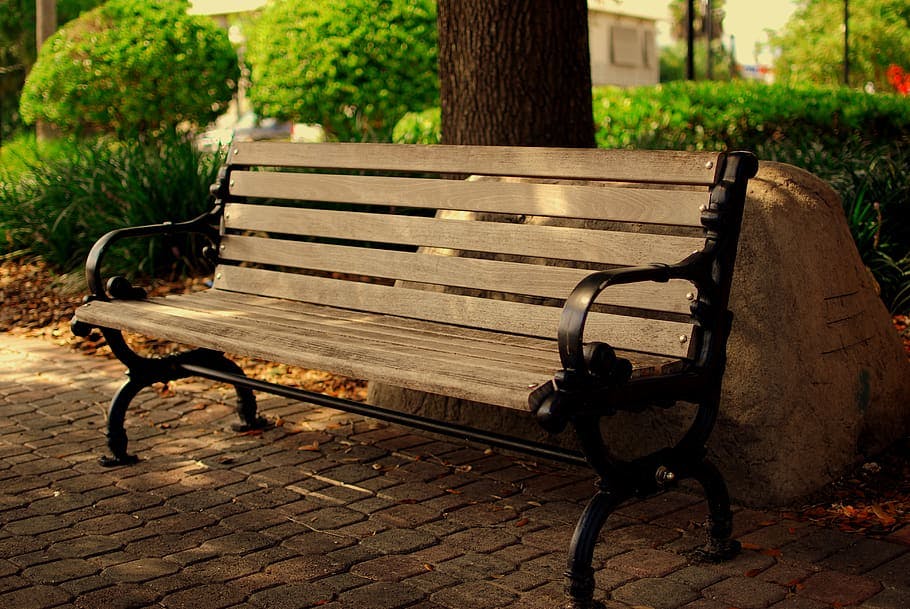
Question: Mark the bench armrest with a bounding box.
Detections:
[557,263,685,377]
[84,206,222,300]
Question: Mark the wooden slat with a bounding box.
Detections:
[220,235,693,315]
[74,299,549,409]
[213,265,694,357]
[198,290,560,354]
[229,171,707,227]
[227,142,723,186]
[189,291,687,377]
[152,294,559,374]
[223,204,704,268]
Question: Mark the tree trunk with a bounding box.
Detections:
[35,0,57,141]
[437,0,594,148]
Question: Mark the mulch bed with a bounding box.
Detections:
[1,258,908,539]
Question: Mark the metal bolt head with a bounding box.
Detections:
[656,466,676,484]
[705,161,714,169]
[699,204,708,212]
[229,179,235,187]
[216,272,222,280]
[232,148,239,155]
[679,335,688,344]
[686,292,696,301]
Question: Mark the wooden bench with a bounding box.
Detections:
[72,142,757,609]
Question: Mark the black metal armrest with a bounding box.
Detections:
[85,206,221,300]
[557,263,688,377]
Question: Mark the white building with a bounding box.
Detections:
[588,0,660,87]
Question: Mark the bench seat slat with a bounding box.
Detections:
[74,294,687,409]
[154,293,560,373]
[227,143,722,186]
[223,204,705,268]
[213,265,694,358]
[219,235,693,315]
[229,171,707,227]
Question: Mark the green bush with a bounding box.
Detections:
[19,0,239,137]
[1,0,104,142]
[391,107,440,144]
[0,134,224,278]
[246,0,438,142]
[593,80,910,151]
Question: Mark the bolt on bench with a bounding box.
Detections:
[72,142,757,609]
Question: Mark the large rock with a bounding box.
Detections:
[368,162,910,506]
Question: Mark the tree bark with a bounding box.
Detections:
[437,0,594,148]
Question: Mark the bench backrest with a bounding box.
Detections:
[212,143,739,360]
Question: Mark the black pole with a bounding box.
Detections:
[843,0,850,85]
[686,0,695,80]
[705,0,713,80]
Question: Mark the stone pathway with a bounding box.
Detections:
[0,333,908,609]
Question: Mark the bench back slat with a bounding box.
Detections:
[213,265,694,358]
[227,143,722,186]
[219,234,694,314]
[223,203,704,268]
[229,171,707,227]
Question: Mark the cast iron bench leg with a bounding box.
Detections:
[565,489,622,609]
[97,328,266,465]
[691,458,740,561]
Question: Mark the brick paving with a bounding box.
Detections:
[1,332,908,609]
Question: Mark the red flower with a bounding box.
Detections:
[887,64,910,95]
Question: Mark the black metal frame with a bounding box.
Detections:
[529,151,758,608]
[72,151,757,609]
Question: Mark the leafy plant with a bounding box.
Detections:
[246,0,438,142]
[0,0,104,141]
[770,0,910,90]
[391,107,440,144]
[19,0,238,137]
[0,134,224,278]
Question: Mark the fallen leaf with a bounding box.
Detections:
[740,542,761,551]
[872,504,897,527]
[298,441,320,451]
[515,518,529,528]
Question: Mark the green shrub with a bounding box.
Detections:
[246,0,438,142]
[0,134,224,278]
[19,0,239,137]
[1,0,104,141]
[593,80,910,151]
[391,107,441,144]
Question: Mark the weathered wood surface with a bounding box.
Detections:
[74,294,685,410]
[222,203,704,268]
[227,142,722,185]
[228,171,707,227]
[219,235,694,314]
[213,265,693,358]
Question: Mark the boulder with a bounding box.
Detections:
[368,161,910,506]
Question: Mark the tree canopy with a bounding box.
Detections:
[19,0,238,136]
[771,0,910,91]
[246,0,438,142]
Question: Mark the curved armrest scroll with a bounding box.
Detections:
[85,207,221,300]
[558,264,679,376]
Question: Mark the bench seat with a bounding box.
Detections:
[76,289,685,411]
